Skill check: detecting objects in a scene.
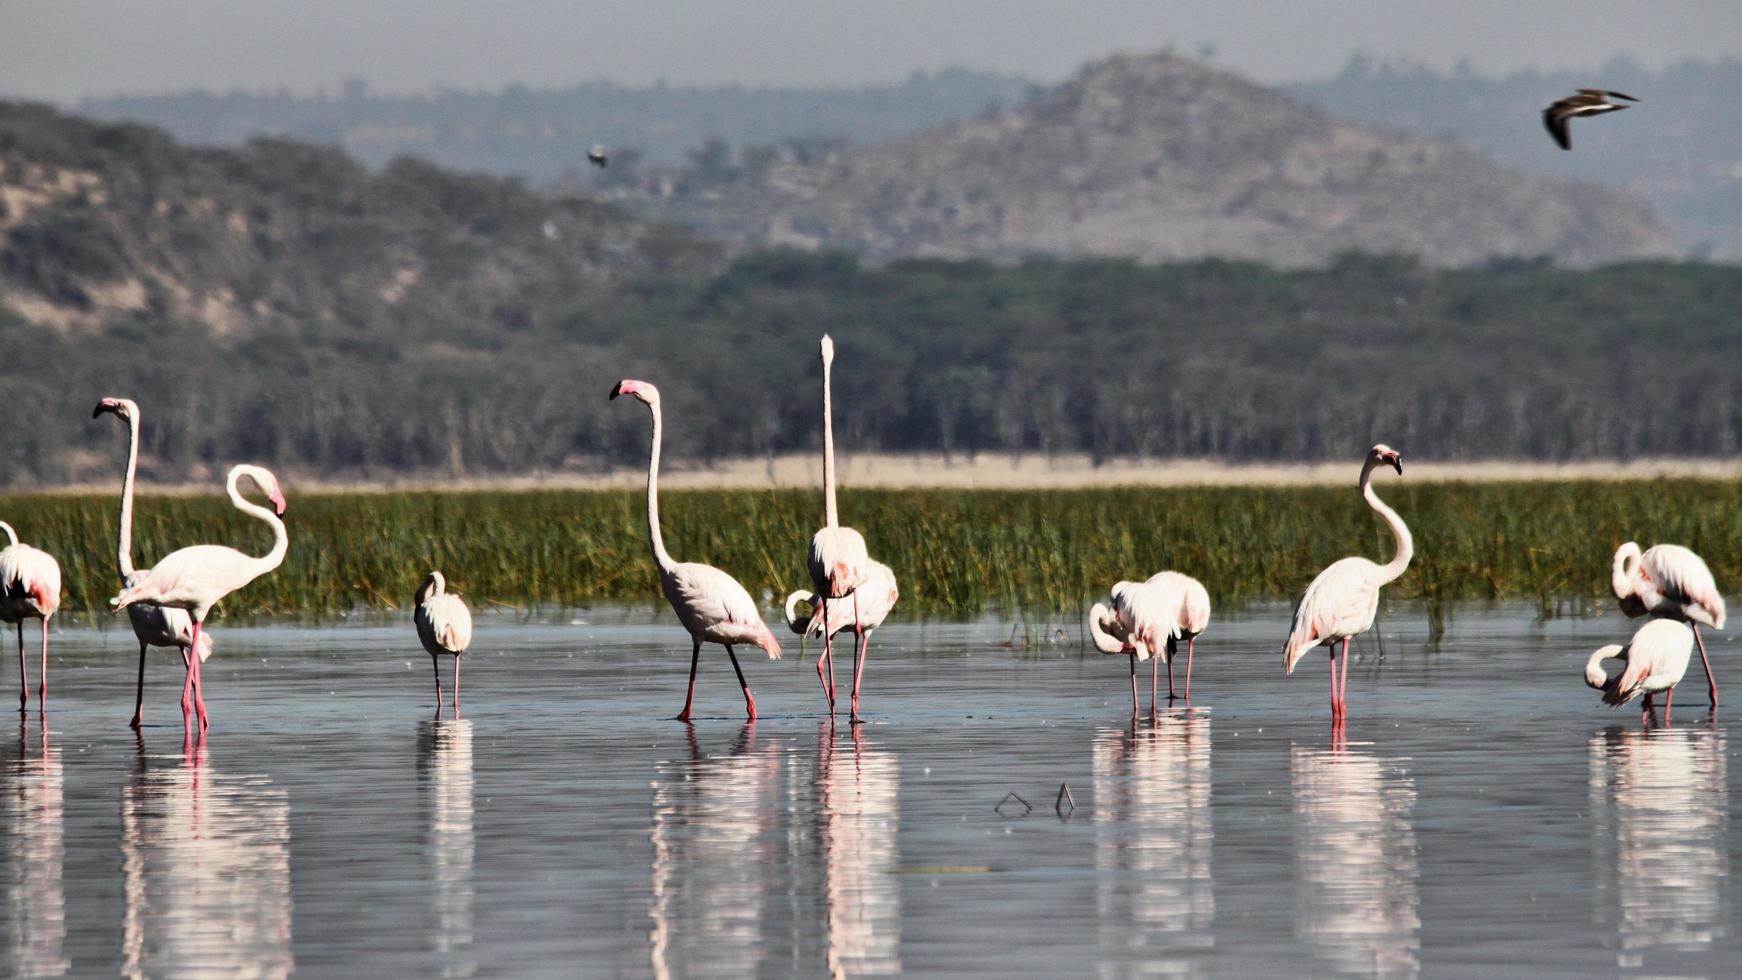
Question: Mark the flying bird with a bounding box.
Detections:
[0,522,61,711]
[415,570,473,716]
[587,144,608,167]
[611,380,781,722]
[1611,541,1725,706]
[94,397,213,729]
[1282,445,1412,723]
[806,335,873,718]
[784,559,898,723]
[1585,619,1693,724]
[1542,89,1637,150]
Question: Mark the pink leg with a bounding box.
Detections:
[848,591,863,718]
[38,619,48,704]
[1692,625,1717,708]
[1129,652,1140,717]
[180,635,195,729]
[1185,637,1195,701]
[850,627,870,724]
[16,623,25,711]
[131,643,149,728]
[1151,653,1160,717]
[431,655,443,717]
[452,657,461,715]
[676,640,700,722]
[1663,686,1674,726]
[1329,646,1339,720]
[821,600,836,711]
[725,645,757,720]
[1339,638,1351,711]
[189,621,208,731]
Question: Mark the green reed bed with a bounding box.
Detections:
[4,480,1739,619]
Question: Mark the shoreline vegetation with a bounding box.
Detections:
[7,477,1739,620]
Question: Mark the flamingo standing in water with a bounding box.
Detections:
[0,523,60,710]
[1089,579,1174,717]
[1283,444,1412,722]
[611,380,781,721]
[94,397,213,728]
[807,335,871,716]
[111,465,288,732]
[1585,618,1694,724]
[415,571,473,716]
[1145,570,1211,702]
[785,559,898,723]
[1611,542,1725,707]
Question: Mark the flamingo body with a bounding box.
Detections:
[785,560,899,639]
[0,522,60,709]
[807,527,869,599]
[1585,619,1693,717]
[415,570,473,715]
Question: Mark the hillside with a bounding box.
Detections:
[654,52,1678,267]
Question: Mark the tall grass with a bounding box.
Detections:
[5,480,1738,619]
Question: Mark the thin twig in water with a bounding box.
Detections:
[995,792,1032,816]
[1055,783,1075,817]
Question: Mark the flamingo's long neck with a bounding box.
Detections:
[1610,543,1640,600]
[116,411,140,579]
[644,401,676,574]
[227,469,289,574]
[821,347,839,528]
[0,522,16,548]
[1361,463,1413,585]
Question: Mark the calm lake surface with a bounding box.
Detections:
[1,603,1737,978]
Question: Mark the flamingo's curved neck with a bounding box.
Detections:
[1610,543,1640,600]
[116,410,140,578]
[1087,602,1127,654]
[227,469,288,574]
[1361,463,1413,585]
[644,401,676,573]
[0,522,15,548]
[822,347,839,528]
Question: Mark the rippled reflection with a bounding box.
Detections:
[817,725,901,977]
[0,719,70,977]
[418,719,477,977]
[119,736,294,979]
[1091,714,1214,977]
[1290,744,1420,979]
[1588,726,1730,969]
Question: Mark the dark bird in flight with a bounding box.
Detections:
[587,144,609,168]
[1542,89,1638,150]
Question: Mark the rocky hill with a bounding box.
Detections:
[659,52,1678,267]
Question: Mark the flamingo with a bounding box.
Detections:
[94,397,214,728]
[1089,579,1174,717]
[1282,444,1412,722]
[1145,570,1211,702]
[1585,618,1693,724]
[784,559,898,723]
[611,380,781,721]
[415,571,473,716]
[1611,542,1725,707]
[111,464,288,732]
[806,335,871,716]
[0,523,60,711]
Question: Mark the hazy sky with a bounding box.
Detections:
[4,0,1740,100]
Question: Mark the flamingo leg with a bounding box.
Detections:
[1339,638,1351,711]
[848,590,864,719]
[1185,637,1195,701]
[453,656,461,715]
[1150,652,1160,717]
[1329,645,1339,720]
[820,599,836,711]
[815,639,835,714]
[1128,652,1139,717]
[1664,686,1674,726]
[38,619,47,704]
[850,626,870,724]
[1641,691,1654,726]
[1692,625,1717,708]
[431,654,443,717]
[188,621,208,732]
[725,645,757,720]
[180,632,195,729]
[130,642,149,729]
[1167,648,1177,701]
[676,640,700,722]
[16,622,26,711]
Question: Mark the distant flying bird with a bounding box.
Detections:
[95,397,213,729]
[806,335,872,718]
[587,144,608,167]
[611,380,781,722]
[784,559,898,723]
[0,522,61,710]
[1611,541,1725,706]
[1542,89,1637,150]
[1585,618,1693,723]
[111,465,288,732]
[1283,445,1412,723]
[415,570,473,716]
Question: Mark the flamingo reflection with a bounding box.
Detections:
[817,724,901,977]
[1588,726,1729,969]
[1290,744,1419,979]
[0,718,69,977]
[418,719,476,977]
[1091,714,1214,977]
[120,734,294,979]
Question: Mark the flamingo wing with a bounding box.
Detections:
[666,562,781,658]
[0,545,61,617]
[1641,545,1726,628]
[1285,558,1380,671]
[808,526,870,597]
[418,593,473,655]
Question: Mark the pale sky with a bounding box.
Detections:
[3,0,1740,100]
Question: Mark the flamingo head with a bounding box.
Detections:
[1368,444,1403,475]
[92,396,138,420]
[610,379,659,406]
[820,333,835,367]
[418,570,446,604]
[1610,541,1642,600]
[256,468,289,515]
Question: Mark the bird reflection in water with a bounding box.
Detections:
[1091,713,1214,977]
[418,719,476,978]
[119,733,294,979]
[1290,742,1420,979]
[1588,725,1729,970]
[817,723,901,978]
[0,717,70,977]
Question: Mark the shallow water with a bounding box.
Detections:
[1,603,1738,977]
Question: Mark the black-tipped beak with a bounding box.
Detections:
[609,381,624,400]
[92,401,115,418]
[1391,456,1404,475]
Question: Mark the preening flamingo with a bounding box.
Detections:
[806,335,871,716]
[1090,573,1211,713]
[111,464,288,732]
[1611,542,1725,707]
[94,397,213,728]
[415,571,473,716]
[1283,444,1412,722]
[0,522,60,710]
[784,559,898,723]
[611,380,781,721]
[1585,618,1694,724]
[1145,570,1211,702]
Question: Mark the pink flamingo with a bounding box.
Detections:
[611,380,781,721]
[784,559,898,723]
[1283,444,1412,722]
[0,522,61,711]
[807,335,871,716]
[111,464,288,732]
[1586,618,1693,725]
[1611,542,1725,707]
[1144,570,1212,702]
[415,571,473,716]
[94,397,213,728]
[1089,579,1173,717]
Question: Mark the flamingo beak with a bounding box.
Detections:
[609,381,627,400]
[1390,454,1404,475]
[271,490,288,516]
[92,398,121,418]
